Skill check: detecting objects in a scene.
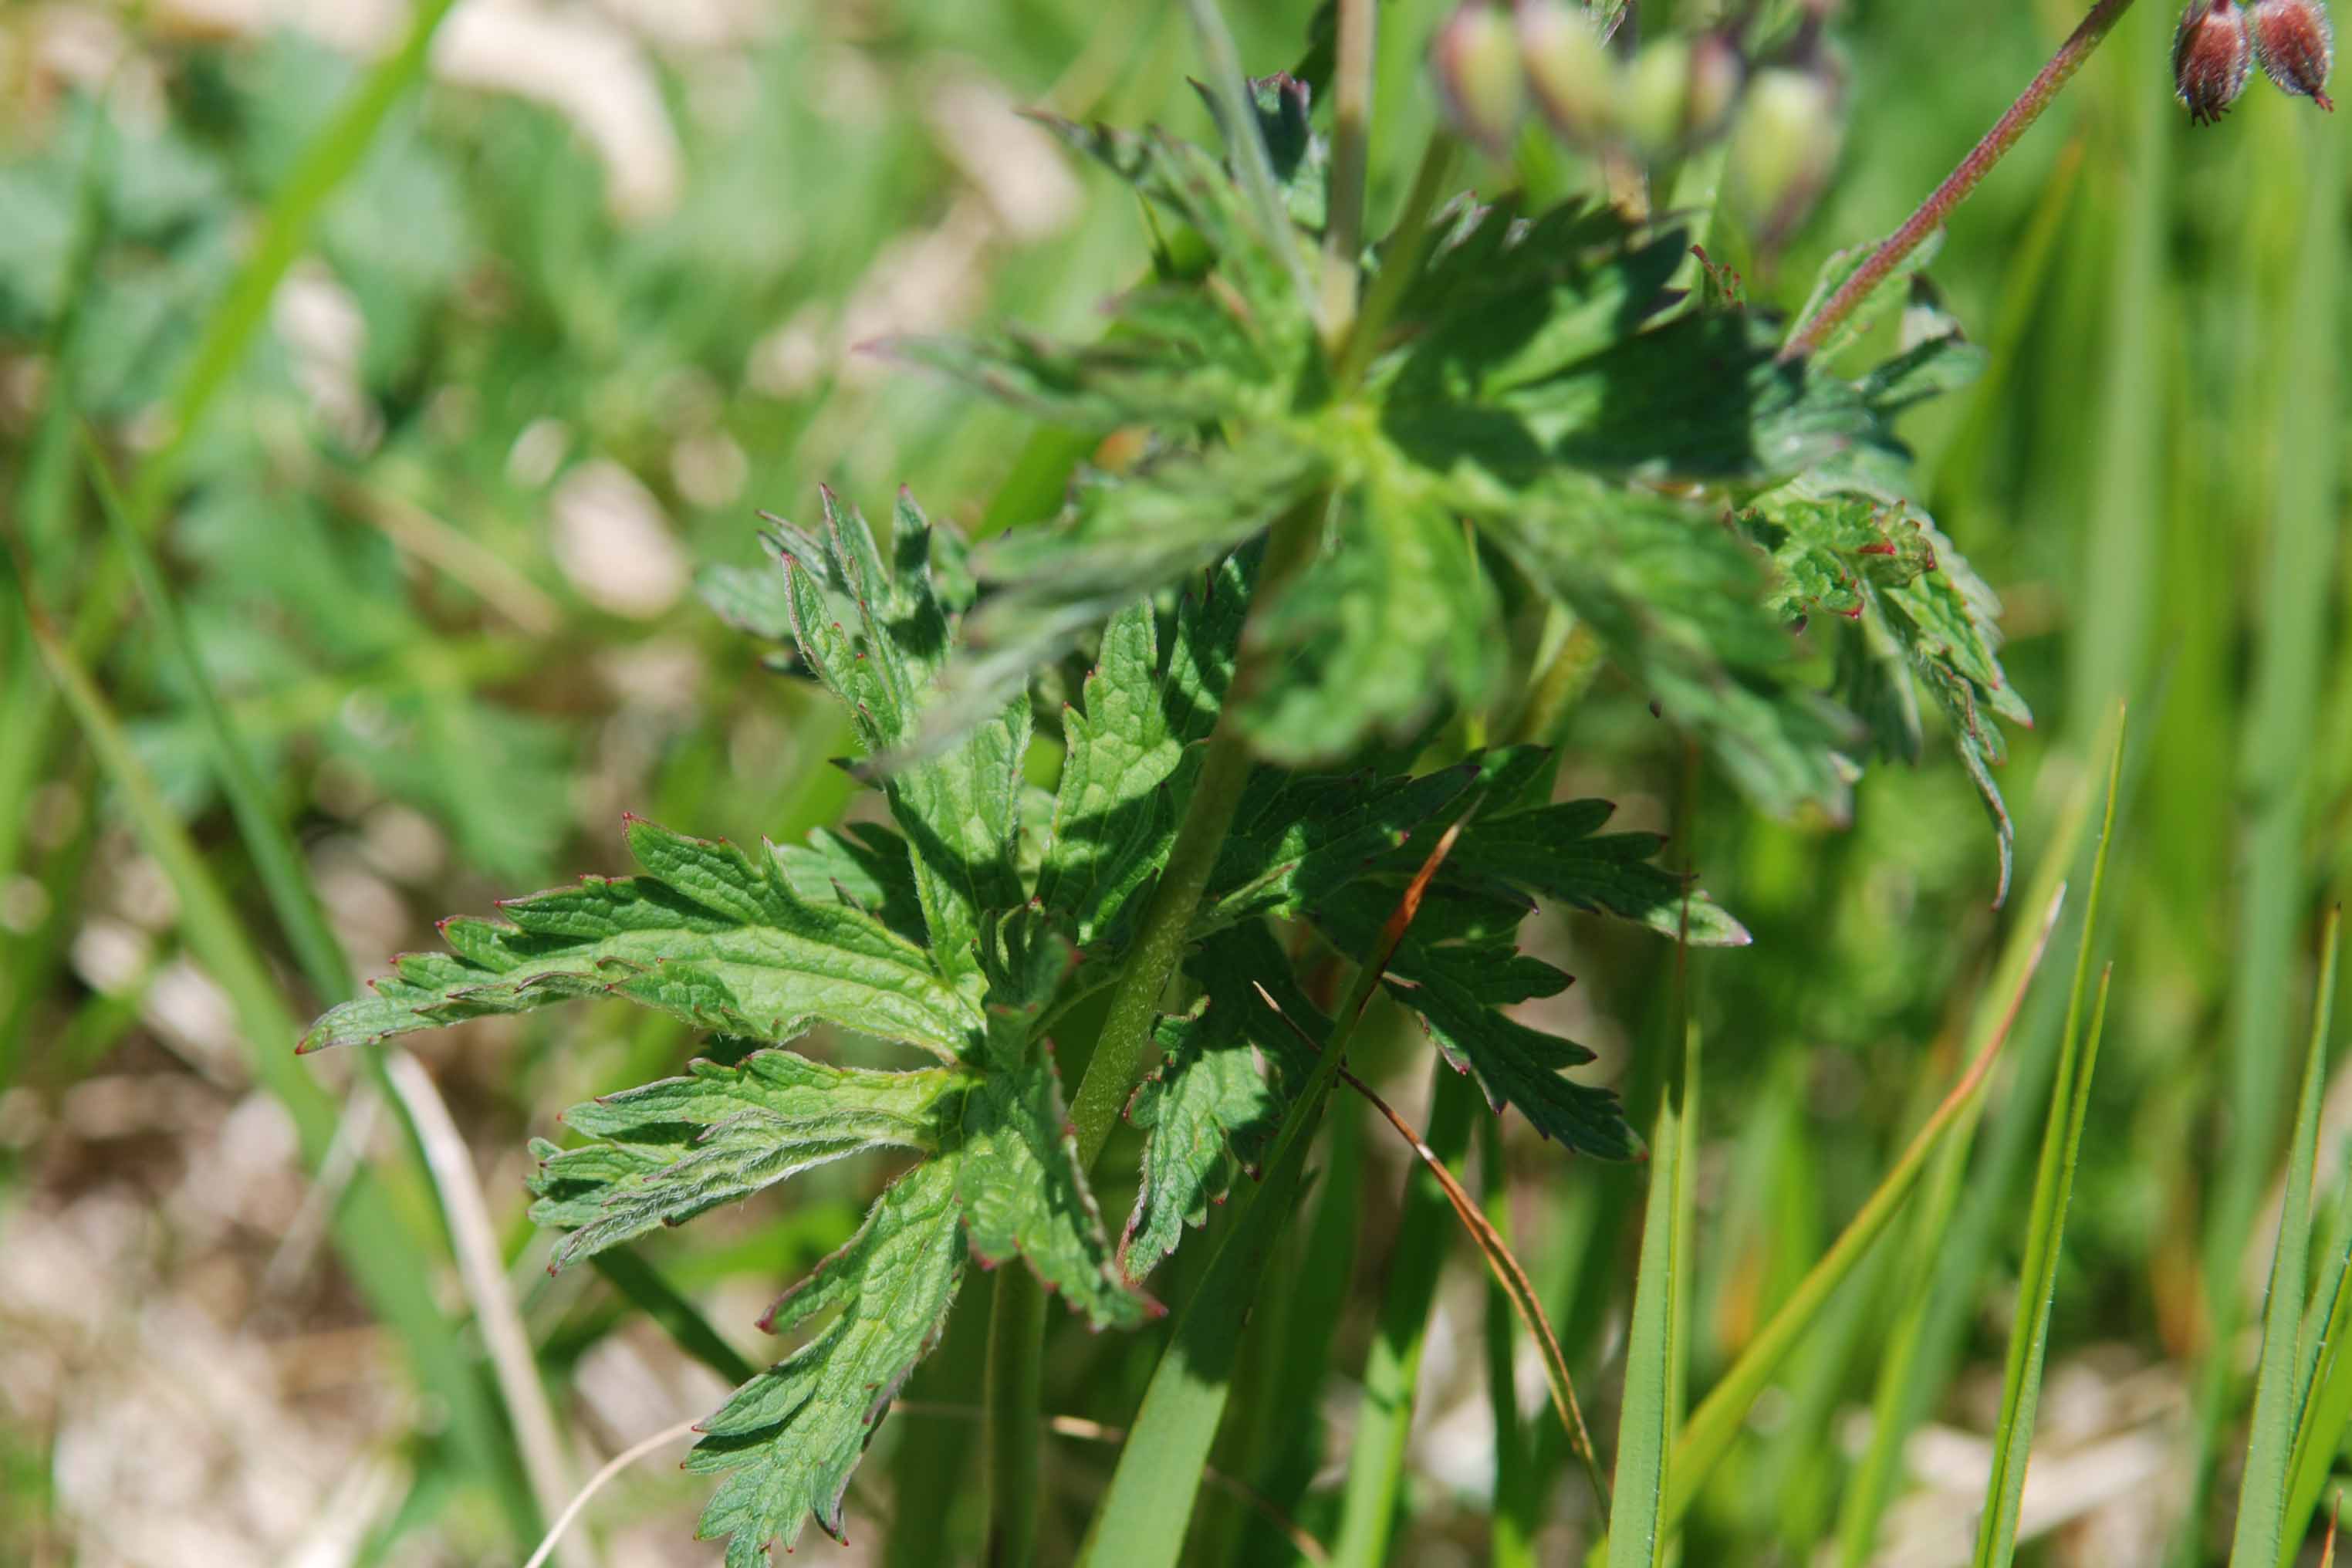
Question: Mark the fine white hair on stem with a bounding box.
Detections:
[521,1416,706,1568]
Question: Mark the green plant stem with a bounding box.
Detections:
[985,1267,1049,1567]
[1075,826,1466,1568]
[1336,131,1459,391]
[1067,498,1326,1170]
[1318,0,1376,344]
[1781,0,2140,361]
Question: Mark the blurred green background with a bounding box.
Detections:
[0,0,2345,1563]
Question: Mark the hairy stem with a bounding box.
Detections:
[1067,498,1327,1169]
[983,1266,1049,1567]
[1319,0,1377,345]
[1781,0,2138,361]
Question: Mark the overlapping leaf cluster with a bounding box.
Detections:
[897,78,2025,887]
[305,491,1717,1562]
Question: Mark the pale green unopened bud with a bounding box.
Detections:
[1725,65,1843,242]
[1620,38,1694,156]
[1434,3,1528,156]
[1518,0,1617,145]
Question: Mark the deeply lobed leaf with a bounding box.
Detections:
[687,1157,968,1560]
[301,816,984,1062]
[526,1048,967,1269]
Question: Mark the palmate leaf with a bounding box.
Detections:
[1482,474,1860,821]
[1238,485,1502,762]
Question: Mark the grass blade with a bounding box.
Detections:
[1645,877,2069,1542]
[1482,1114,1539,1568]
[83,436,589,1561]
[1832,707,2129,1564]
[1972,964,2113,1564]
[2235,907,2343,1565]
[20,603,538,1542]
[1607,1000,1698,1568]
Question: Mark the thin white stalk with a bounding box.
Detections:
[383,1052,591,1568]
[521,1416,704,1568]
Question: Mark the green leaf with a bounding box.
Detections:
[1385,932,1636,1159]
[1194,71,1328,232]
[688,1157,969,1562]
[1026,113,1309,337]
[1313,874,1638,1158]
[958,1049,1156,1329]
[1034,547,1250,945]
[1383,199,1687,405]
[1485,475,1859,821]
[301,816,984,1063]
[2231,911,2344,1568]
[1239,486,1501,762]
[1745,481,2027,898]
[779,488,1029,989]
[1449,798,1752,947]
[526,1049,969,1269]
[1118,924,1321,1279]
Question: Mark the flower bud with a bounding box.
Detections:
[1621,38,1695,155]
[1619,31,1747,157]
[1725,64,1843,243]
[1435,2,1529,156]
[2174,0,2253,123]
[2249,0,2336,109]
[1518,0,1616,145]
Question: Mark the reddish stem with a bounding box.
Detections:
[1782,0,2141,361]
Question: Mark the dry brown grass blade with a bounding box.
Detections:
[1343,1059,1608,1509]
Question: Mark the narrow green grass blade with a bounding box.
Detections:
[2235,908,2343,1565]
[1968,721,2128,1563]
[2279,916,2350,1565]
[1829,708,2121,1566]
[1073,1075,1333,1568]
[1972,963,2113,1566]
[1651,876,2074,1539]
[22,609,537,1542]
[1607,1008,1698,1568]
[2181,101,2343,1563]
[1249,1088,1365,1546]
[82,434,353,1002]
[1330,1065,1476,1568]
[589,1250,757,1386]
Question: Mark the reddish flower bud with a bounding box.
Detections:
[2249,0,2336,110]
[2175,0,2253,124]
[1434,2,1529,156]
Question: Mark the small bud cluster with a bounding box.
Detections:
[1431,0,1847,242]
[2174,0,2333,123]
